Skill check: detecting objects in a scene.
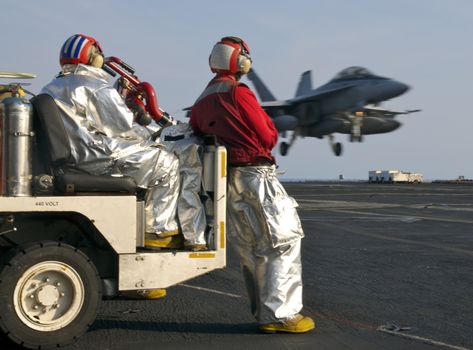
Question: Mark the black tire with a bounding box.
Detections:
[334,142,343,156]
[280,142,289,156]
[0,241,101,349]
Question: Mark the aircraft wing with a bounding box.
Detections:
[258,100,293,116]
[291,84,356,104]
[260,100,292,108]
[258,84,356,112]
[248,68,355,107]
[363,105,421,117]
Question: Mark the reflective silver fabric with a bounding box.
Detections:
[227,165,304,323]
[160,123,206,245]
[41,64,179,235]
[194,80,233,104]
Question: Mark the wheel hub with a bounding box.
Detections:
[13,261,85,332]
[36,284,60,306]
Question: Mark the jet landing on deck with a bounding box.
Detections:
[247,67,420,156]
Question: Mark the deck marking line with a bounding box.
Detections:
[378,326,471,350]
[328,208,473,225]
[179,283,243,299]
[321,221,473,257]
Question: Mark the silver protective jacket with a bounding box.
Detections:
[160,123,206,245]
[41,64,179,235]
[227,165,304,323]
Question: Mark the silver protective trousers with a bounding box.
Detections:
[159,123,207,245]
[227,165,304,323]
[111,143,180,236]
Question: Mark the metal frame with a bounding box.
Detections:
[0,195,138,253]
[118,145,227,290]
[0,145,227,291]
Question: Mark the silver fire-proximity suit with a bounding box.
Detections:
[191,72,306,324]
[160,123,207,246]
[227,165,304,323]
[41,64,179,236]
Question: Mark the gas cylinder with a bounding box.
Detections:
[0,95,34,196]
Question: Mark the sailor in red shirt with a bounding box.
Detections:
[191,71,277,166]
[191,36,315,334]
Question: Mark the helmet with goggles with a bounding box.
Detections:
[59,34,104,68]
[209,36,252,75]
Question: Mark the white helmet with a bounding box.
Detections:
[209,36,252,75]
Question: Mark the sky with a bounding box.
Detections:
[2,0,472,180]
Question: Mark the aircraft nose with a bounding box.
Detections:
[393,81,410,96]
[399,81,410,93]
[372,80,410,102]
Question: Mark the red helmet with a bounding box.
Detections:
[59,34,104,66]
[209,36,252,75]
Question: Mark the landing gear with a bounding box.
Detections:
[333,142,342,156]
[345,111,364,143]
[279,130,298,156]
[280,142,290,156]
[328,135,343,156]
[349,134,363,142]
[0,241,101,349]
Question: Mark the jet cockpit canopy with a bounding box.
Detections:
[330,66,385,82]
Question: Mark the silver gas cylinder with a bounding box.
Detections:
[0,95,34,196]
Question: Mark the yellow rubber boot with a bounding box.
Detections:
[141,289,167,299]
[184,243,207,251]
[121,289,167,300]
[145,233,184,249]
[259,314,316,334]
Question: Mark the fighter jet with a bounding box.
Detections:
[246,66,420,156]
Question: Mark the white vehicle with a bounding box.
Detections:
[369,169,423,183]
[0,78,227,349]
[368,170,383,183]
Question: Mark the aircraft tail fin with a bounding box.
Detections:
[295,70,312,97]
[246,69,277,102]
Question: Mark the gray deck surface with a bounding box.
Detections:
[45,182,473,349]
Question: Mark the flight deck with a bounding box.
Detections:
[27,181,472,350]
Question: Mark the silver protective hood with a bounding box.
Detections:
[227,165,304,323]
[160,123,207,245]
[41,64,179,235]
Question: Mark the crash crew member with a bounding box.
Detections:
[41,34,182,299]
[190,36,315,333]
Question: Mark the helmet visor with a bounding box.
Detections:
[221,36,251,56]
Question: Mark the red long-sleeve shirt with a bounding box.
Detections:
[190,75,278,165]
